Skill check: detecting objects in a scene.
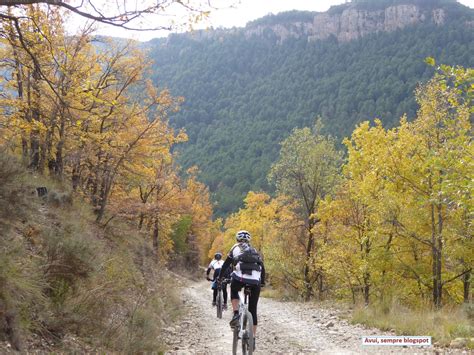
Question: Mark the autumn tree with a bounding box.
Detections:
[268,120,343,300]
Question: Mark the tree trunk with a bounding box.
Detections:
[30,133,40,170]
[152,218,159,254]
[430,202,443,309]
[363,272,370,306]
[317,272,324,300]
[363,238,371,306]
[29,65,41,171]
[55,130,64,177]
[96,174,112,223]
[10,25,27,163]
[72,163,80,190]
[138,213,144,230]
[95,154,112,223]
[463,269,470,303]
[40,107,58,175]
[303,229,314,301]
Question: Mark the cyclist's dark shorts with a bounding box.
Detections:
[230,279,261,325]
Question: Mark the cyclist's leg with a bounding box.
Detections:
[248,284,260,335]
[230,278,242,312]
[223,283,228,305]
[213,287,218,304]
[229,279,243,326]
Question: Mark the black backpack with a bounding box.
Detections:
[234,244,262,275]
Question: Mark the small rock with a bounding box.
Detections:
[325,321,335,328]
[450,338,468,348]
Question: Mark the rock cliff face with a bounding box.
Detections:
[242,2,456,43]
[177,1,470,45]
[308,4,444,42]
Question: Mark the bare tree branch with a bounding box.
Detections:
[0,0,231,31]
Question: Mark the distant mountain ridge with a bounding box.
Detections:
[146,0,473,216]
[175,0,472,44]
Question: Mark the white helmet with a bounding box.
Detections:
[236,230,251,243]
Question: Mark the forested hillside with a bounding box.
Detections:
[147,0,473,216]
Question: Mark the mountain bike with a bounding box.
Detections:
[209,278,229,319]
[232,285,253,355]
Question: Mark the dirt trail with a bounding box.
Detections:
[163,279,439,354]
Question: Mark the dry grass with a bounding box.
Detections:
[260,287,282,299]
[351,301,474,347]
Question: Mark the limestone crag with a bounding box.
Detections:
[309,4,440,42]
[174,1,470,45]
[247,4,447,43]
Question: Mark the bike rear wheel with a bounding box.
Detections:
[217,290,223,319]
[242,311,254,355]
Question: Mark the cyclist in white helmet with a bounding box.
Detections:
[206,252,228,307]
[219,230,265,350]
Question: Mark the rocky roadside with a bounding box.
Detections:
[0,334,101,353]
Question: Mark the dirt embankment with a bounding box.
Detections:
[163,279,443,354]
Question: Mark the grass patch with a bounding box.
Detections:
[351,301,474,347]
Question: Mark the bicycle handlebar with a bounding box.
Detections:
[207,277,231,283]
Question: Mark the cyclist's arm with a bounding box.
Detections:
[260,262,266,285]
[220,254,233,279]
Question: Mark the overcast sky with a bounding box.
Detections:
[87,0,474,41]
